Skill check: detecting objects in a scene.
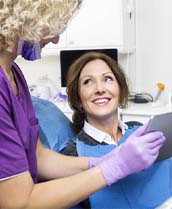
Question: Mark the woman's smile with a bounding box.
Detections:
[92,97,111,106]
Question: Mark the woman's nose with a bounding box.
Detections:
[95,81,105,94]
[51,36,60,44]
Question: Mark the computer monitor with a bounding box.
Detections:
[60,48,118,87]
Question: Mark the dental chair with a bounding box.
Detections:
[31,96,76,153]
[125,121,143,127]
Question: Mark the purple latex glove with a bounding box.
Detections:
[18,40,41,61]
[89,123,165,185]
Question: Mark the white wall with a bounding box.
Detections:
[135,0,172,103]
[16,55,62,96]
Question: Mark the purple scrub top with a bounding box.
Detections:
[0,63,39,183]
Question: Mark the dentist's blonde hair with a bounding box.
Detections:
[0,0,81,52]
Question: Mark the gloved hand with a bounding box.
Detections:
[89,123,165,185]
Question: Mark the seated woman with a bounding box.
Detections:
[64,51,172,209]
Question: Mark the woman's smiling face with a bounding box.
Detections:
[78,59,120,123]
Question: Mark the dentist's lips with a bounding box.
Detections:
[92,98,110,105]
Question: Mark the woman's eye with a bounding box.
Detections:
[105,76,114,82]
[83,79,93,85]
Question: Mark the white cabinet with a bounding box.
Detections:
[120,103,172,124]
[42,0,135,56]
[67,0,125,48]
[53,101,172,124]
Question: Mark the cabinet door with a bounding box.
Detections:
[66,0,124,49]
[41,0,135,56]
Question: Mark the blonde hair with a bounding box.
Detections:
[0,0,81,51]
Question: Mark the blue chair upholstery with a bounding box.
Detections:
[31,96,76,153]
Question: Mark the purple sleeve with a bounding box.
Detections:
[0,90,29,180]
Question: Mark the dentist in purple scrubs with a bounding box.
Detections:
[0,0,165,208]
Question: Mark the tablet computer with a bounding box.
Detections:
[145,112,172,162]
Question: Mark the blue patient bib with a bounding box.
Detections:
[77,128,172,209]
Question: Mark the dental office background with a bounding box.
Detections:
[16,0,172,115]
